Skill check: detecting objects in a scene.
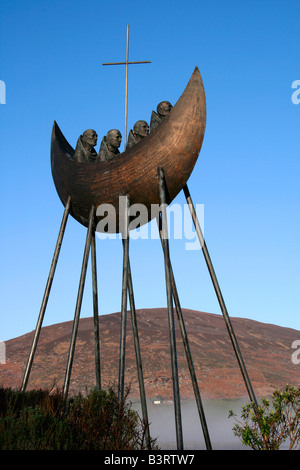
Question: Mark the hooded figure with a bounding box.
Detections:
[150,101,173,133]
[74,129,98,163]
[127,120,149,149]
[98,129,122,161]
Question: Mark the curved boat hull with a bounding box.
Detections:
[51,66,206,232]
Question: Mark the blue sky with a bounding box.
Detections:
[0,0,299,342]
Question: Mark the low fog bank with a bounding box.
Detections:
[132,398,248,450]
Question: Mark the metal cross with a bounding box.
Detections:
[102,24,151,149]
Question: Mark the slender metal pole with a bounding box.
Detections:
[103,61,151,66]
[183,184,258,407]
[118,195,130,401]
[126,255,151,449]
[63,205,95,399]
[101,25,151,150]
[158,167,183,450]
[91,231,101,389]
[124,24,129,149]
[157,224,212,450]
[21,196,71,392]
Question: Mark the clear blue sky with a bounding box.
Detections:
[0,0,299,341]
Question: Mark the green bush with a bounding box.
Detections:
[229,384,300,450]
[0,386,157,450]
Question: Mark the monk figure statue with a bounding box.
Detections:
[150,101,173,133]
[127,120,149,148]
[98,129,122,161]
[74,129,98,163]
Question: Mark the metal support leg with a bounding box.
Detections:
[21,196,71,392]
[183,184,258,407]
[63,205,95,398]
[118,195,130,401]
[158,167,183,450]
[91,231,101,389]
[126,256,151,449]
[157,224,212,450]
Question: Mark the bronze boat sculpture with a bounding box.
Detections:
[24,65,257,449]
[51,66,206,232]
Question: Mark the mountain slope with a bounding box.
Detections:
[1,308,299,400]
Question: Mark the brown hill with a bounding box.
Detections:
[1,308,299,401]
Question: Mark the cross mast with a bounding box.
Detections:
[102,24,151,148]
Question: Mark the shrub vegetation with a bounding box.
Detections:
[229,384,300,450]
[0,386,157,450]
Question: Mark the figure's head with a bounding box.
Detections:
[133,120,149,138]
[83,129,98,147]
[106,129,122,149]
[157,101,173,117]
